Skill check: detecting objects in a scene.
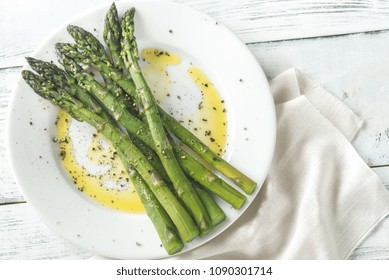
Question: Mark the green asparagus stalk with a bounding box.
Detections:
[102,3,256,194]
[101,5,244,209]
[193,182,226,227]
[26,56,169,182]
[103,3,142,117]
[34,46,223,229]
[25,58,183,253]
[172,144,246,209]
[161,111,257,194]
[54,47,246,209]
[121,8,212,234]
[22,69,199,243]
[62,22,257,194]
[25,57,105,118]
[118,153,183,254]
[104,2,126,72]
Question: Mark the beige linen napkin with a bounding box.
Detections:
[173,68,389,259]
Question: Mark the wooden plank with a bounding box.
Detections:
[0,203,92,259]
[3,0,389,67]
[249,30,389,167]
[0,67,24,204]
[181,0,389,43]
[0,0,111,68]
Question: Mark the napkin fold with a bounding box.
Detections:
[174,68,389,259]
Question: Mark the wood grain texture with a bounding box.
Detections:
[0,67,24,204]
[179,0,389,43]
[0,0,111,68]
[0,203,92,259]
[2,0,389,67]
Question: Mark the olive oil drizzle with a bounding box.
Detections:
[56,110,144,213]
[56,48,227,213]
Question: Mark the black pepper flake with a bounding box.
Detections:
[202,118,208,122]
[210,137,215,142]
[212,107,217,111]
[169,29,173,33]
[59,150,66,160]
[239,78,243,82]
[222,108,227,113]
[29,121,33,126]
[205,130,211,136]
[59,137,68,144]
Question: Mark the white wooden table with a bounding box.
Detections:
[1,0,389,259]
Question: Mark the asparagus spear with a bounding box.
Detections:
[120,8,212,234]
[22,69,199,243]
[192,182,226,227]
[26,56,169,182]
[100,6,244,209]
[118,154,183,254]
[54,47,246,209]
[25,59,183,253]
[104,2,126,72]
[26,56,228,231]
[62,22,257,194]
[172,143,246,209]
[161,111,257,194]
[101,5,253,194]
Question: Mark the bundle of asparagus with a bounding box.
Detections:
[22,3,257,255]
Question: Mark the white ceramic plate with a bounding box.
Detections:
[7,0,276,259]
